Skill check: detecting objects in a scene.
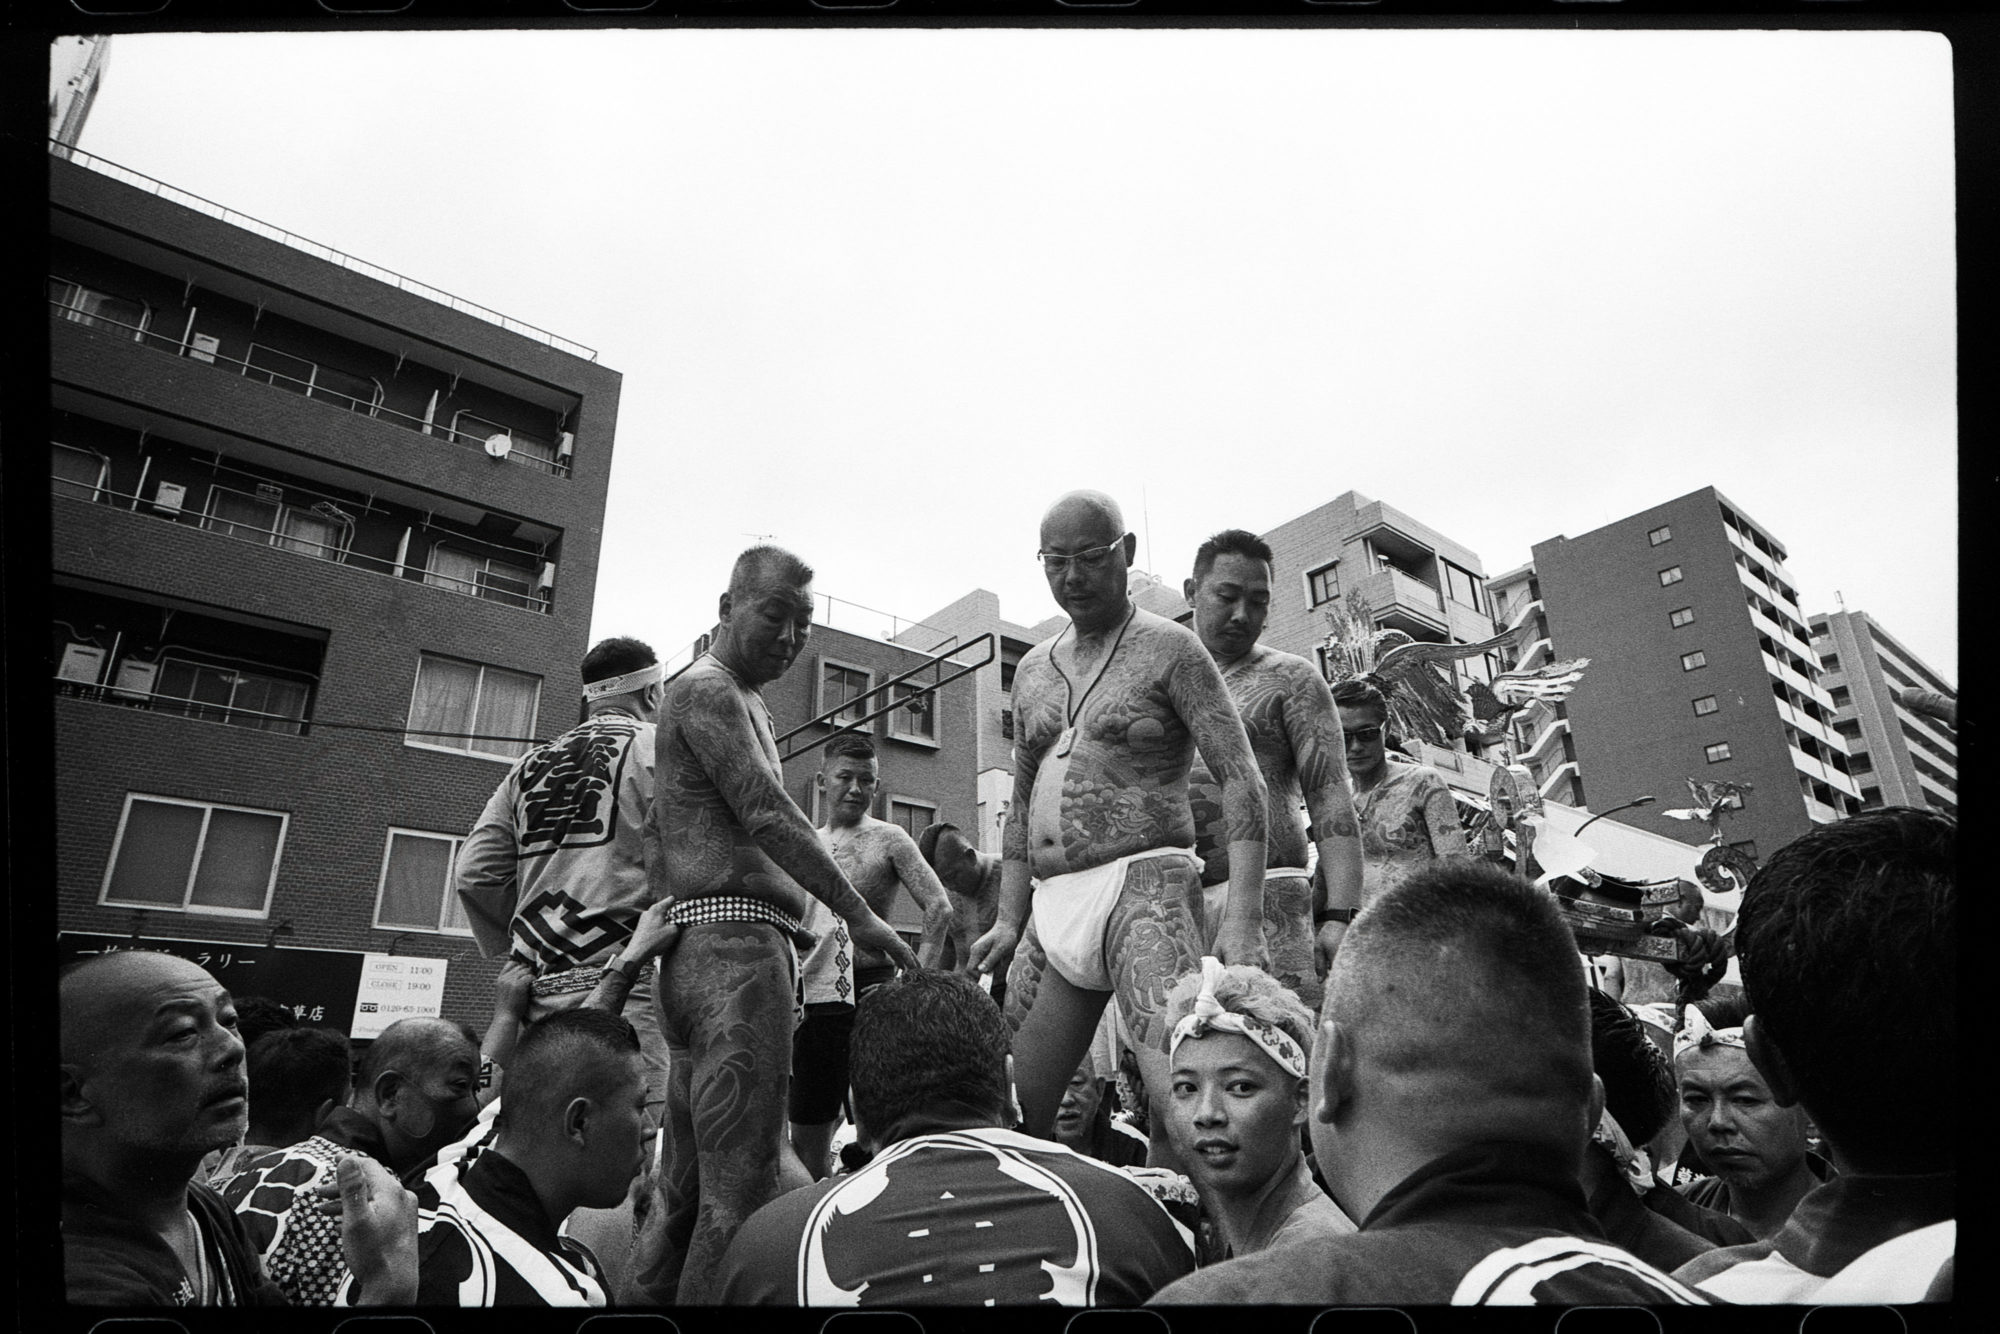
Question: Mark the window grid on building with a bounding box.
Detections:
[819,659,874,727]
[887,796,938,840]
[1648,525,1673,546]
[1692,695,1719,717]
[373,829,475,935]
[1681,650,1708,672]
[1307,562,1340,607]
[1704,742,1732,764]
[404,654,542,761]
[1658,566,1684,587]
[888,681,939,745]
[1669,607,1696,629]
[100,793,288,917]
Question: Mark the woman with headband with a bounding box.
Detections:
[1159,958,1355,1264]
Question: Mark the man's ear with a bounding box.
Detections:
[1182,577,1198,604]
[1742,1014,1801,1108]
[1291,1074,1311,1128]
[716,590,733,624]
[377,1070,434,1139]
[1121,533,1138,563]
[1003,1053,1024,1130]
[60,1065,100,1126]
[1587,1073,1607,1132]
[563,1096,592,1147]
[1313,1020,1352,1126]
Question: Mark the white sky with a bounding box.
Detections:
[73,27,1958,679]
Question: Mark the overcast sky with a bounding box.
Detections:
[73,27,1958,679]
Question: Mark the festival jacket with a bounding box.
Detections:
[1672,1170,1954,1303]
[454,710,657,981]
[212,1107,395,1306]
[63,1172,288,1307]
[1149,1142,1707,1305]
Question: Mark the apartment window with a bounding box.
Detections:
[1849,751,1874,774]
[152,655,312,734]
[819,660,873,726]
[449,411,558,470]
[426,543,543,611]
[1704,742,1733,764]
[1307,562,1341,607]
[373,830,475,935]
[888,797,937,841]
[101,794,286,917]
[1692,695,1719,717]
[1442,562,1484,613]
[888,681,938,745]
[242,344,384,416]
[1658,566,1684,587]
[1681,650,1708,672]
[204,486,353,564]
[1860,786,1882,807]
[1000,707,1015,741]
[1830,685,1851,708]
[52,442,109,501]
[1648,525,1673,546]
[49,276,149,339]
[405,654,541,761]
[1669,607,1696,629]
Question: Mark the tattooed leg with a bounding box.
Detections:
[1002,914,1047,1038]
[1263,873,1321,1011]
[1105,854,1209,1173]
[1006,908,1107,1140]
[623,1007,696,1305]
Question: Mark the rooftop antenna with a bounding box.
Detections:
[743,532,776,543]
[1835,589,1846,609]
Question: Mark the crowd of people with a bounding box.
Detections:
[59,489,1955,1309]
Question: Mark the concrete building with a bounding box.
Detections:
[49,145,621,1031]
[1809,610,1956,818]
[49,35,110,158]
[1530,487,1861,862]
[1258,491,1501,685]
[1481,562,1587,806]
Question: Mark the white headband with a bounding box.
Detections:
[1168,957,1308,1079]
[583,662,664,700]
[1672,1004,1748,1060]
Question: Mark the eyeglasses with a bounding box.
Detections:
[1037,536,1128,575]
[1342,725,1384,744]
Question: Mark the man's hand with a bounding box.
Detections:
[848,911,920,973]
[963,919,1020,981]
[324,1154,417,1305]
[1214,919,1269,972]
[1313,920,1346,977]
[493,958,535,1020]
[623,897,682,965]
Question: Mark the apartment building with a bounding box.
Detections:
[1809,610,1956,818]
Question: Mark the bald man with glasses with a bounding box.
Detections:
[964,490,1269,1156]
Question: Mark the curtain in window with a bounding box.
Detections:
[472,667,539,759]
[231,675,310,734]
[425,545,483,596]
[477,560,537,608]
[188,808,282,912]
[207,490,280,543]
[894,683,936,739]
[408,656,480,748]
[105,799,203,906]
[277,508,343,561]
[51,280,147,338]
[378,833,452,930]
[450,412,505,447]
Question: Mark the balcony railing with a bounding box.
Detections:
[55,673,309,736]
[55,141,599,362]
[50,299,572,477]
[53,473,553,615]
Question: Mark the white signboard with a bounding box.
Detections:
[351,953,449,1040]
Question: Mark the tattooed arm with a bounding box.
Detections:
[1283,661,1364,962]
[885,829,956,969]
[683,674,918,970]
[1168,634,1270,968]
[1419,770,1470,859]
[454,778,523,961]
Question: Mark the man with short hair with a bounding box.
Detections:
[61,951,415,1306]
[713,970,1195,1305]
[1670,998,1821,1240]
[1152,860,1704,1304]
[215,1018,481,1305]
[791,731,955,1178]
[965,491,1270,1145]
[205,1025,352,1184]
[1182,528,1365,1006]
[1673,808,1955,1302]
[337,1008,648,1307]
[629,545,919,1305]
[456,635,672,1126]
[917,821,1004,1000]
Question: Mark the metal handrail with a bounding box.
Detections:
[54,141,600,362]
[778,633,995,760]
[50,298,571,477]
[54,674,309,733]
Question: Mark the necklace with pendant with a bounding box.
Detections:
[1051,606,1137,759]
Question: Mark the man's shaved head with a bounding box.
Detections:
[354,1017,477,1099]
[1325,859,1594,1154]
[1039,490,1125,546]
[728,544,814,598]
[60,950,225,1064]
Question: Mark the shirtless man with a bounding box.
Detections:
[965,490,1269,1143]
[628,545,919,1305]
[789,731,954,1178]
[917,822,1002,981]
[1182,529,1365,1007]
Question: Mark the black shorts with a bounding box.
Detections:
[789,1002,856,1124]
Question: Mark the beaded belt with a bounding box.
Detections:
[668,894,803,938]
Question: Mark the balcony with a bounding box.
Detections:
[1746,599,1816,663]
[1789,744,1861,800]
[49,298,572,478]
[1354,567,1448,636]
[1774,696,1844,753]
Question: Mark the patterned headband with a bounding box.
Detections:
[1168,956,1308,1078]
[583,662,664,700]
[1672,1003,1748,1060]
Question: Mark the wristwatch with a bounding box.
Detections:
[1314,907,1357,926]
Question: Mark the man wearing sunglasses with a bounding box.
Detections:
[963,490,1269,1157]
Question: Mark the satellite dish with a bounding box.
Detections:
[484,433,513,459]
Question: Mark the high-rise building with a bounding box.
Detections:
[49,145,621,1031]
[1529,487,1861,862]
[1808,610,1956,818]
[49,35,110,157]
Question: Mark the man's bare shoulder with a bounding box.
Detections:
[1129,607,1204,653]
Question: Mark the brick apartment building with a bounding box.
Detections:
[48,145,621,1032]
[1530,487,1862,861]
[1809,609,1956,818]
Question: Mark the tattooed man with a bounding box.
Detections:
[628,545,918,1305]
[965,491,1269,1144]
[917,821,1006,1006]
[790,731,954,1180]
[1182,529,1365,1008]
